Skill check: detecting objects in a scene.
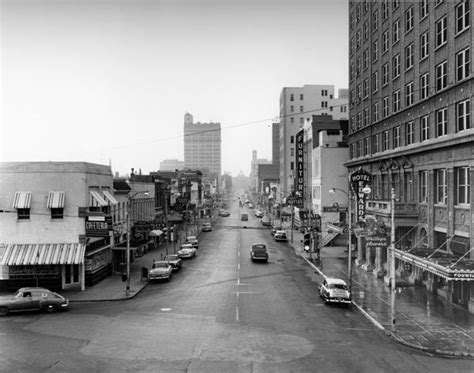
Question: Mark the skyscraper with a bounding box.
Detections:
[183,112,221,176]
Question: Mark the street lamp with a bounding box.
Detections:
[363,186,396,332]
[126,190,149,296]
[329,187,352,290]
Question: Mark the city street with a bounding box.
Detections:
[0,202,473,372]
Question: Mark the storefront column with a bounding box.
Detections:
[361,244,373,272]
[80,263,85,291]
[373,246,384,278]
[425,272,435,292]
[469,283,474,314]
[355,235,364,266]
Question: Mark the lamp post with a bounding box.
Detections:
[329,187,352,289]
[126,190,149,297]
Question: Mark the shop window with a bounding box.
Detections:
[17,208,30,220]
[51,208,64,220]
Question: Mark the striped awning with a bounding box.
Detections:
[47,191,65,208]
[103,190,118,205]
[12,192,31,209]
[90,191,108,207]
[0,243,86,266]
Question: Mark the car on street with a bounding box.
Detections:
[220,210,230,217]
[0,287,69,315]
[149,261,173,281]
[261,216,271,226]
[202,222,212,232]
[185,236,199,249]
[248,203,254,209]
[164,254,182,271]
[241,213,248,221]
[254,210,264,218]
[250,243,269,263]
[319,277,352,306]
[271,224,282,236]
[178,243,197,258]
[274,230,288,242]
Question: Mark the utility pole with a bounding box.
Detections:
[390,187,396,332]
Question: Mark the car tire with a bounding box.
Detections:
[0,306,9,316]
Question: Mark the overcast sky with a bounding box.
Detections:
[1,0,348,177]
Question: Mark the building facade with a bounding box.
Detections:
[279,85,348,196]
[348,0,473,311]
[183,112,222,176]
[159,159,184,172]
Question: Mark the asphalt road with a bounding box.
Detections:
[0,201,473,372]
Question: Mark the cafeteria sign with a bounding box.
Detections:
[350,169,372,223]
[85,216,112,237]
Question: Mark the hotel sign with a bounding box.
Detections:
[350,169,372,223]
[295,130,305,196]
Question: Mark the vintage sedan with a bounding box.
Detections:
[250,243,269,263]
[274,230,288,242]
[202,223,212,232]
[177,243,197,259]
[319,277,352,305]
[0,287,69,315]
[149,261,173,281]
[164,254,182,271]
[185,236,199,249]
[219,210,230,217]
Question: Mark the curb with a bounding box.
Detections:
[69,281,149,303]
[291,243,474,360]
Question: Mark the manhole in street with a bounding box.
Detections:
[161,308,172,312]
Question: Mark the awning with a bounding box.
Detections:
[12,192,31,209]
[149,230,163,237]
[103,190,118,205]
[47,191,65,208]
[0,243,85,265]
[90,191,108,207]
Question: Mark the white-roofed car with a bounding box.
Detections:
[202,222,212,232]
[178,243,197,259]
[149,261,173,281]
[185,236,199,249]
[274,230,288,242]
[319,277,352,306]
[164,254,182,271]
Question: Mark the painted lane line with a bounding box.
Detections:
[236,306,239,321]
[237,263,240,270]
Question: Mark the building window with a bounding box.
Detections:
[420,0,428,21]
[420,73,429,100]
[290,105,294,112]
[290,117,294,124]
[17,208,30,220]
[436,108,447,137]
[51,208,64,219]
[382,130,390,151]
[393,90,400,112]
[420,31,429,61]
[405,43,414,70]
[363,137,369,156]
[290,135,294,144]
[349,144,354,159]
[383,97,389,117]
[372,133,379,153]
[321,101,328,108]
[455,167,471,204]
[435,61,447,91]
[300,106,304,113]
[290,148,294,157]
[290,94,294,101]
[350,116,355,132]
[455,1,470,35]
[300,94,304,100]
[382,1,389,21]
[373,9,379,30]
[435,169,447,204]
[363,108,369,127]
[363,49,369,70]
[435,16,447,48]
[356,30,361,48]
[290,161,294,170]
[373,102,379,122]
[392,0,399,10]
[357,112,362,129]
[393,54,400,79]
[300,117,304,125]
[404,171,414,203]
[393,126,400,148]
[405,6,414,33]
[382,30,389,53]
[363,21,369,40]
[382,63,389,86]
[419,171,428,203]
[406,82,414,107]
[356,141,362,157]
[363,79,369,99]
[393,19,400,44]
[405,121,414,145]
[321,89,328,96]
[421,115,430,142]
[373,39,378,61]
[456,47,470,81]
[456,99,471,132]
[373,70,379,92]
[340,105,347,113]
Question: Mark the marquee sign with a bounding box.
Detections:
[350,169,372,222]
[295,130,305,196]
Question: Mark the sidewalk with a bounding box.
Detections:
[284,224,474,359]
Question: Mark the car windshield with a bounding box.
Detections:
[329,283,348,290]
[153,262,168,268]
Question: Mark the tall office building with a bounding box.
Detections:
[348,1,473,311]
[279,85,348,195]
[272,122,280,166]
[183,112,222,176]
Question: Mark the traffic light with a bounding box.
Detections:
[303,232,311,246]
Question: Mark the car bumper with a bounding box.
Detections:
[251,256,268,261]
[326,297,352,304]
[178,253,193,258]
[149,274,171,280]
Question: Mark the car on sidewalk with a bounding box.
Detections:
[202,222,212,232]
[0,287,69,315]
[164,254,182,271]
[178,243,197,259]
[185,236,199,249]
[274,230,288,242]
[250,243,268,263]
[319,277,352,306]
[149,261,173,281]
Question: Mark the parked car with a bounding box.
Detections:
[185,236,199,249]
[274,230,288,242]
[149,261,173,281]
[202,222,212,232]
[319,277,352,305]
[261,216,271,226]
[220,210,230,217]
[250,243,268,263]
[241,213,248,221]
[254,210,264,218]
[164,254,182,271]
[0,287,69,315]
[271,225,282,236]
[248,203,254,209]
[177,243,197,259]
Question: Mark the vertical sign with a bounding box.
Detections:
[350,169,372,222]
[295,130,305,196]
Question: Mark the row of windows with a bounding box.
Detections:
[350,99,470,156]
[368,166,470,206]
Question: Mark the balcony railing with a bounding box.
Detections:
[366,199,418,218]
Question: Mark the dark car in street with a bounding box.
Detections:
[202,222,212,232]
[0,287,69,315]
[241,213,248,221]
[219,210,230,217]
[250,243,269,263]
[164,254,182,271]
